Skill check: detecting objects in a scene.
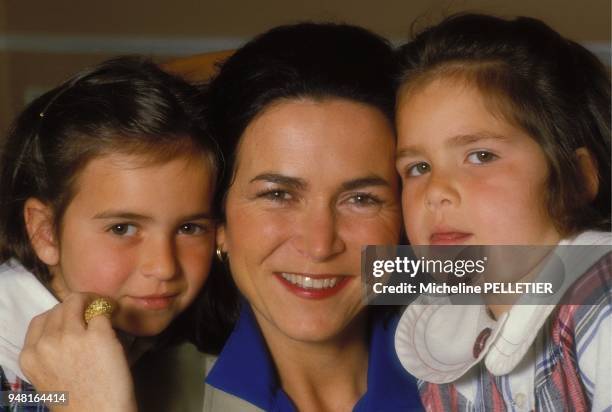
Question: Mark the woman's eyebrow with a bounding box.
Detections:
[250,173,307,190]
[341,176,389,191]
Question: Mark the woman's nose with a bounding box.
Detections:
[139,236,178,280]
[292,204,345,262]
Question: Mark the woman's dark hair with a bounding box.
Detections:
[204,22,399,332]
[0,56,235,352]
[208,22,396,218]
[396,13,611,235]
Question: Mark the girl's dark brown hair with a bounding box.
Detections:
[0,56,235,353]
[396,13,611,235]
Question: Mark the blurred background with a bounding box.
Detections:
[0,0,610,135]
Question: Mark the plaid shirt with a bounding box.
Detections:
[418,253,611,412]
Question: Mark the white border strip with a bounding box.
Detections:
[0,34,247,56]
[0,34,609,64]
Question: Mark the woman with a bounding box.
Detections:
[204,22,421,411]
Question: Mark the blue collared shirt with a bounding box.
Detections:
[206,304,423,411]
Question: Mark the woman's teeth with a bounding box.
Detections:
[280,273,340,289]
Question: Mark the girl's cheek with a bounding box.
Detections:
[63,245,135,296]
[401,185,424,218]
[179,238,215,276]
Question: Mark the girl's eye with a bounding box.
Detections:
[406,162,431,177]
[257,189,293,202]
[109,224,137,236]
[178,223,209,235]
[467,151,499,164]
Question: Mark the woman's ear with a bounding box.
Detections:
[23,198,60,266]
[575,148,599,202]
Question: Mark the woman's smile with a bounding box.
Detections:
[276,272,352,299]
[218,97,401,342]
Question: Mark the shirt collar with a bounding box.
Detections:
[395,230,612,383]
[0,260,160,382]
[206,303,421,411]
[206,302,278,410]
[0,260,58,381]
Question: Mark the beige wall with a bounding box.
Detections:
[3,0,610,40]
[1,0,610,132]
[0,1,10,134]
[0,53,10,137]
[0,1,6,31]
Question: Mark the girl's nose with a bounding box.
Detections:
[424,172,460,212]
[139,237,178,280]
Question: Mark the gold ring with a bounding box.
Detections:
[84,298,115,324]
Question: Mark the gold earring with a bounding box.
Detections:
[216,247,227,262]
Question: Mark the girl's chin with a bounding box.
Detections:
[113,318,172,338]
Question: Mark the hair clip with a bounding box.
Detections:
[37,66,96,122]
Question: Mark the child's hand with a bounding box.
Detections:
[19,293,137,412]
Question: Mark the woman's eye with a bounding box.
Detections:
[347,193,383,207]
[406,162,431,177]
[178,223,208,235]
[109,224,137,236]
[467,151,498,164]
[257,189,293,202]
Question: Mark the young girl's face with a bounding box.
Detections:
[37,152,216,336]
[395,77,561,246]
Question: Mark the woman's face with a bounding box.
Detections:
[218,98,401,343]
